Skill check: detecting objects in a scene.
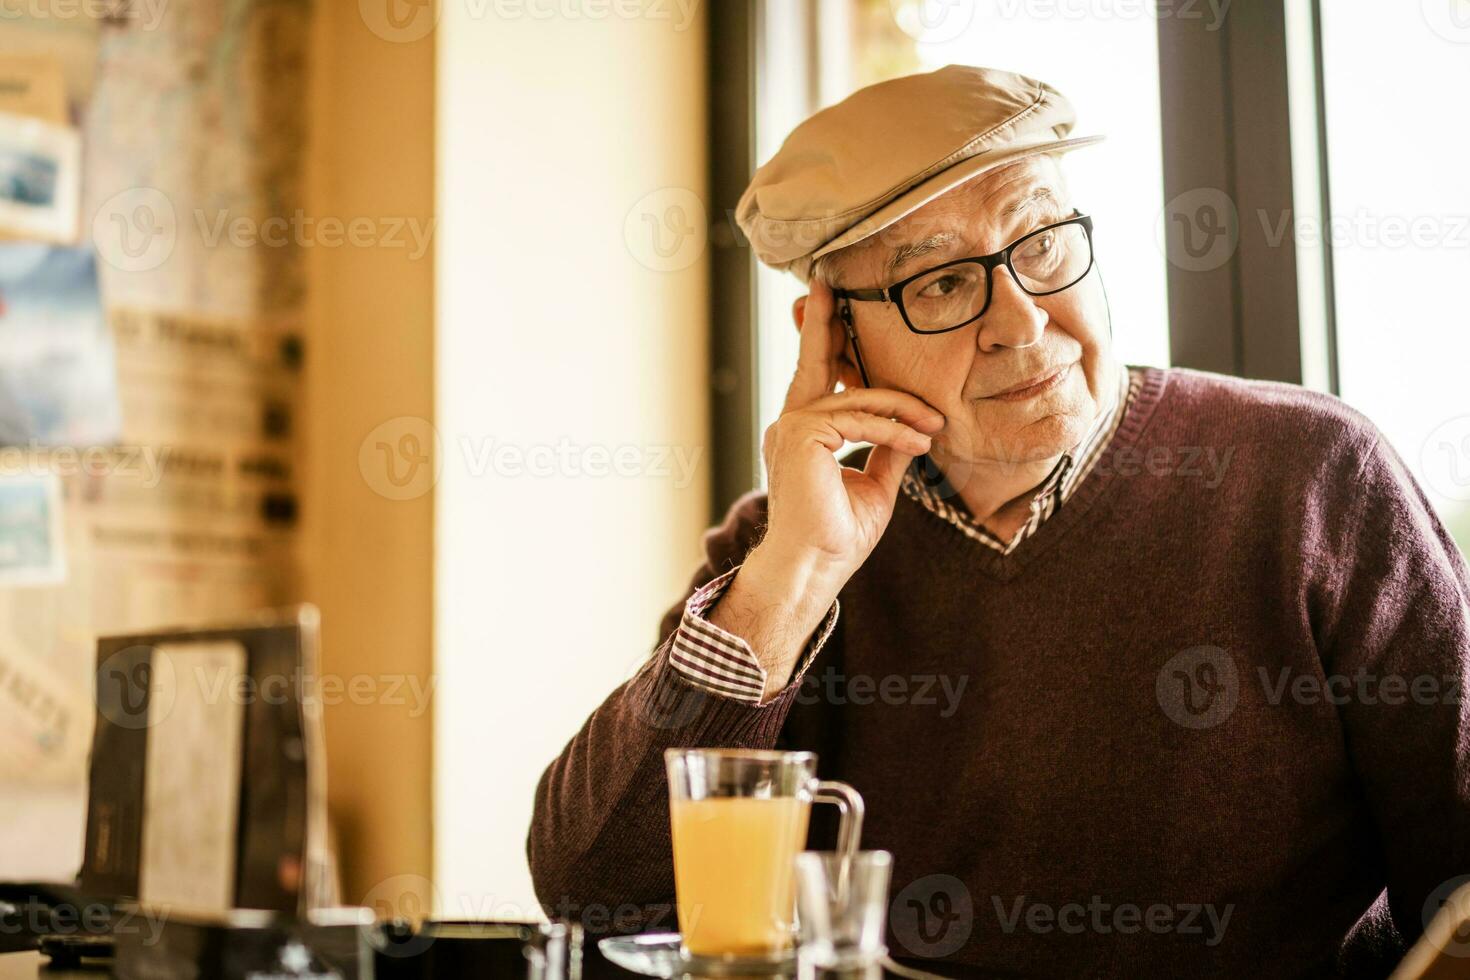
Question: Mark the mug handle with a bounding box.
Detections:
[813,780,865,898]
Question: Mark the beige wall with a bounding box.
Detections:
[304,3,435,911]
[301,0,709,918]
[434,1,711,916]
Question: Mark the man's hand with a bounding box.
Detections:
[708,281,944,699]
[761,281,945,577]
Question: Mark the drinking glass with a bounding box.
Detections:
[794,851,893,980]
[664,749,864,960]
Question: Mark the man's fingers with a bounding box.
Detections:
[803,388,946,434]
[798,410,933,457]
[862,443,916,499]
[783,280,842,413]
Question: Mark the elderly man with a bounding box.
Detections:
[528,65,1470,977]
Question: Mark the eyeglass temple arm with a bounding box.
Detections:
[838,301,873,389]
[839,300,933,475]
[831,286,889,302]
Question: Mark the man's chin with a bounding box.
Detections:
[991,411,1090,467]
[933,412,1087,473]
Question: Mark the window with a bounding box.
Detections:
[1319,3,1470,554]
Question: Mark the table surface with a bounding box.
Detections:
[0,953,103,979]
[0,955,41,978]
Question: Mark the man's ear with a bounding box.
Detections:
[833,339,863,391]
[791,294,807,332]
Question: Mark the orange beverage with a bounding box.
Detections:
[670,796,812,956]
[663,749,863,961]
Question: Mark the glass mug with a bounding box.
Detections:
[665,748,864,959]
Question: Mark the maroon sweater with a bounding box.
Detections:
[528,367,1470,978]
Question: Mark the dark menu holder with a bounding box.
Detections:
[103,915,583,980]
[0,607,334,962]
[110,905,373,980]
[365,920,581,979]
[0,608,330,960]
[80,605,333,918]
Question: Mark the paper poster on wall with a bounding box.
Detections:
[0,56,68,124]
[0,12,100,118]
[0,640,90,783]
[0,471,64,586]
[0,243,121,446]
[0,110,80,243]
[0,0,310,885]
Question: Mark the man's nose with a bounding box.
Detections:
[975,267,1046,352]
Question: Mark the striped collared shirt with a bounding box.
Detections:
[669,364,1139,704]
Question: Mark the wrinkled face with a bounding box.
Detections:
[818,155,1114,471]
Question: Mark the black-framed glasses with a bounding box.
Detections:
[832,213,1095,335]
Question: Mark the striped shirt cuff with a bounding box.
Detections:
[669,566,840,705]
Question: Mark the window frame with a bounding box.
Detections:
[1157,0,1340,390]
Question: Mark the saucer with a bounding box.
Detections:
[597,933,796,978]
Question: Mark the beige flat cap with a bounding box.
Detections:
[736,64,1103,283]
